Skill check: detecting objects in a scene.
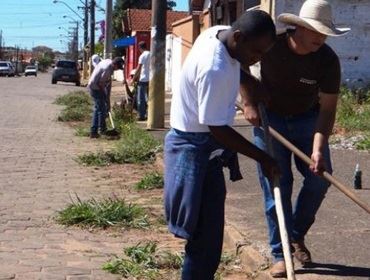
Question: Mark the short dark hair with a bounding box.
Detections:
[138,41,147,49]
[112,57,124,69]
[232,10,276,41]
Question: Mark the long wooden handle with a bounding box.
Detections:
[258,104,296,280]
[268,126,370,215]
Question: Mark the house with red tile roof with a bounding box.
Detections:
[121,9,188,80]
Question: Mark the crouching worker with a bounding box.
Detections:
[164,10,280,280]
[87,57,124,138]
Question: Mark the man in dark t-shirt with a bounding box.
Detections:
[242,0,350,277]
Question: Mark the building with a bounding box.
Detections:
[263,0,370,86]
[120,8,188,82]
[171,0,370,86]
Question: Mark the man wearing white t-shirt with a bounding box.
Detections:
[164,10,280,279]
[132,41,150,120]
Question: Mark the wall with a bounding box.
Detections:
[172,15,200,64]
[273,0,370,86]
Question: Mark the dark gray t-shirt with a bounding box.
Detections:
[261,31,341,116]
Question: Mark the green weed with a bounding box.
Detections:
[75,126,90,137]
[55,91,92,122]
[134,172,164,190]
[355,135,370,150]
[337,87,370,132]
[103,242,238,279]
[77,123,161,166]
[102,241,182,279]
[55,196,149,229]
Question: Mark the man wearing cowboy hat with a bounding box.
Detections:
[242,0,350,277]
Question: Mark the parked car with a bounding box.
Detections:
[25,65,37,77]
[52,60,80,86]
[0,61,15,77]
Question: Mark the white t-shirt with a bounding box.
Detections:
[138,50,150,82]
[170,26,240,132]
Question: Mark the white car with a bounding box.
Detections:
[0,61,15,77]
[25,65,37,77]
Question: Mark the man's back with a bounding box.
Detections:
[88,59,113,90]
[138,51,150,82]
[170,26,240,133]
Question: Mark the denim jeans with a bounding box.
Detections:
[137,81,148,119]
[90,89,107,134]
[164,129,226,280]
[253,109,332,262]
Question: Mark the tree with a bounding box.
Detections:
[112,0,176,39]
[32,45,55,60]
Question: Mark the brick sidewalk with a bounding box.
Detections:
[0,74,154,279]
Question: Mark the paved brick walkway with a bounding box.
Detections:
[0,74,143,279]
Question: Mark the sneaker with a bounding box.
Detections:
[270,260,286,278]
[90,132,100,138]
[292,240,312,265]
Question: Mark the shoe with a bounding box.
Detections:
[270,261,286,278]
[292,240,312,265]
[90,132,100,138]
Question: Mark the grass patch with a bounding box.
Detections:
[336,87,370,132]
[103,242,238,279]
[102,241,182,279]
[77,123,161,166]
[55,196,149,229]
[134,172,164,190]
[55,91,92,122]
[74,126,90,137]
[355,135,370,150]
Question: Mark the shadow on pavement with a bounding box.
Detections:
[296,262,370,278]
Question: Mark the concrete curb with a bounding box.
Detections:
[155,154,273,279]
[224,224,273,279]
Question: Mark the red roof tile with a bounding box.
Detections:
[124,9,188,32]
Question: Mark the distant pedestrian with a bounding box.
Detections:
[87,57,124,138]
[91,54,101,68]
[132,41,150,121]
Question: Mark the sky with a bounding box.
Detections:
[0,0,189,52]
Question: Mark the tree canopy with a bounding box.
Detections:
[113,0,176,39]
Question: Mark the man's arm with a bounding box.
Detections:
[311,93,338,174]
[239,68,267,126]
[132,64,142,83]
[209,125,280,180]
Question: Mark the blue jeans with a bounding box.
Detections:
[137,81,148,119]
[90,89,107,134]
[253,109,332,262]
[164,129,226,280]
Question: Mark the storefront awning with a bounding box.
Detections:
[113,36,136,47]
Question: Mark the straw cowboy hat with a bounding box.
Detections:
[278,0,350,36]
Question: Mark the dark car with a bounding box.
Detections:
[52,60,80,86]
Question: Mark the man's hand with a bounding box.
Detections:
[260,154,281,181]
[310,151,326,175]
[244,104,260,126]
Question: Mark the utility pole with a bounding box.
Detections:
[0,30,2,59]
[104,0,113,59]
[15,45,19,76]
[75,22,79,61]
[82,0,89,79]
[90,0,95,72]
[147,0,167,129]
